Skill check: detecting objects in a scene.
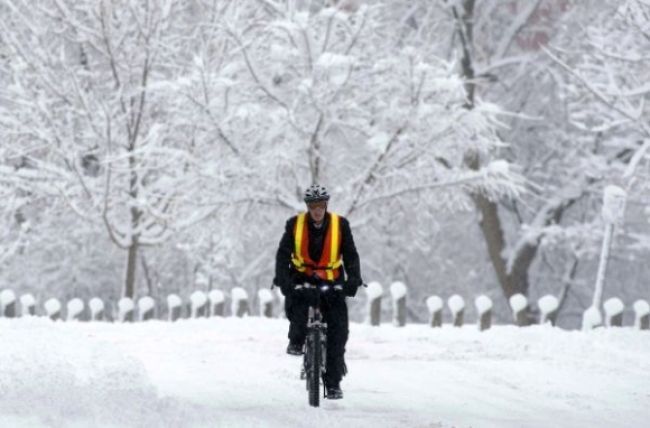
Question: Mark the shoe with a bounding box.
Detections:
[286,342,303,356]
[325,385,343,399]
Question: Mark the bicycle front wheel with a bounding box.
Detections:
[307,329,321,407]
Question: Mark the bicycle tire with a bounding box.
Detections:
[307,329,321,407]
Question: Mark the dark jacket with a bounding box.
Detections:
[274,212,362,297]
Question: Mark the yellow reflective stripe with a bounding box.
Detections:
[292,213,307,270]
[327,214,341,280]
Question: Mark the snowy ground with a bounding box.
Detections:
[1,317,649,428]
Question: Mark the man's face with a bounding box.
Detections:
[307,201,327,223]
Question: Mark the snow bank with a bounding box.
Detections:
[0,318,197,427]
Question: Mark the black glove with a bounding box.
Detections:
[343,279,360,297]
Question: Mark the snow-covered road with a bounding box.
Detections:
[1,317,648,427]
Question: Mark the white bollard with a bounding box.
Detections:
[474,295,493,331]
[167,294,183,321]
[89,298,105,321]
[366,282,383,326]
[509,293,529,326]
[208,290,225,317]
[426,296,443,328]
[231,287,249,317]
[118,297,135,322]
[258,289,274,318]
[603,297,624,327]
[19,294,36,316]
[66,298,85,321]
[138,296,156,321]
[1,289,17,318]
[582,306,602,330]
[44,298,62,321]
[190,291,208,318]
[447,294,465,327]
[390,281,407,327]
[538,295,559,326]
[633,300,650,330]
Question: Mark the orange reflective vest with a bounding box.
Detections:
[291,212,343,281]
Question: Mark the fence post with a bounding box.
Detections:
[44,298,62,320]
[633,299,650,330]
[258,289,274,318]
[231,287,249,317]
[603,297,624,327]
[1,289,17,318]
[89,298,105,321]
[582,306,602,330]
[426,296,443,328]
[366,282,383,326]
[509,293,529,326]
[66,298,85,321]
[447,295,465,327]
[538,295,559,326]
[208,290,225,317]
[474,295,492,331]
[19,294,36,316]
[138,296,156,321]
[118,297,135,322]
[190,291,208,318]
[167,294,182,321]
[390,281,407,327]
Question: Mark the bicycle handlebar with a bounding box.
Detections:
[294,283,343,292]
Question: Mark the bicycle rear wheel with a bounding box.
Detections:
[307,329,321,407]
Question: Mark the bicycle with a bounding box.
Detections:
[295,282,343,407]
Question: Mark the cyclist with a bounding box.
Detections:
[274,184,362,399]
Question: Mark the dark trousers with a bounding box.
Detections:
[285,293,349,387]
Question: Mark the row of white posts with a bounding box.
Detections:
[2,284,649,330]
[0,288,259,322]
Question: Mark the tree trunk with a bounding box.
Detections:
[124,239,139,299]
